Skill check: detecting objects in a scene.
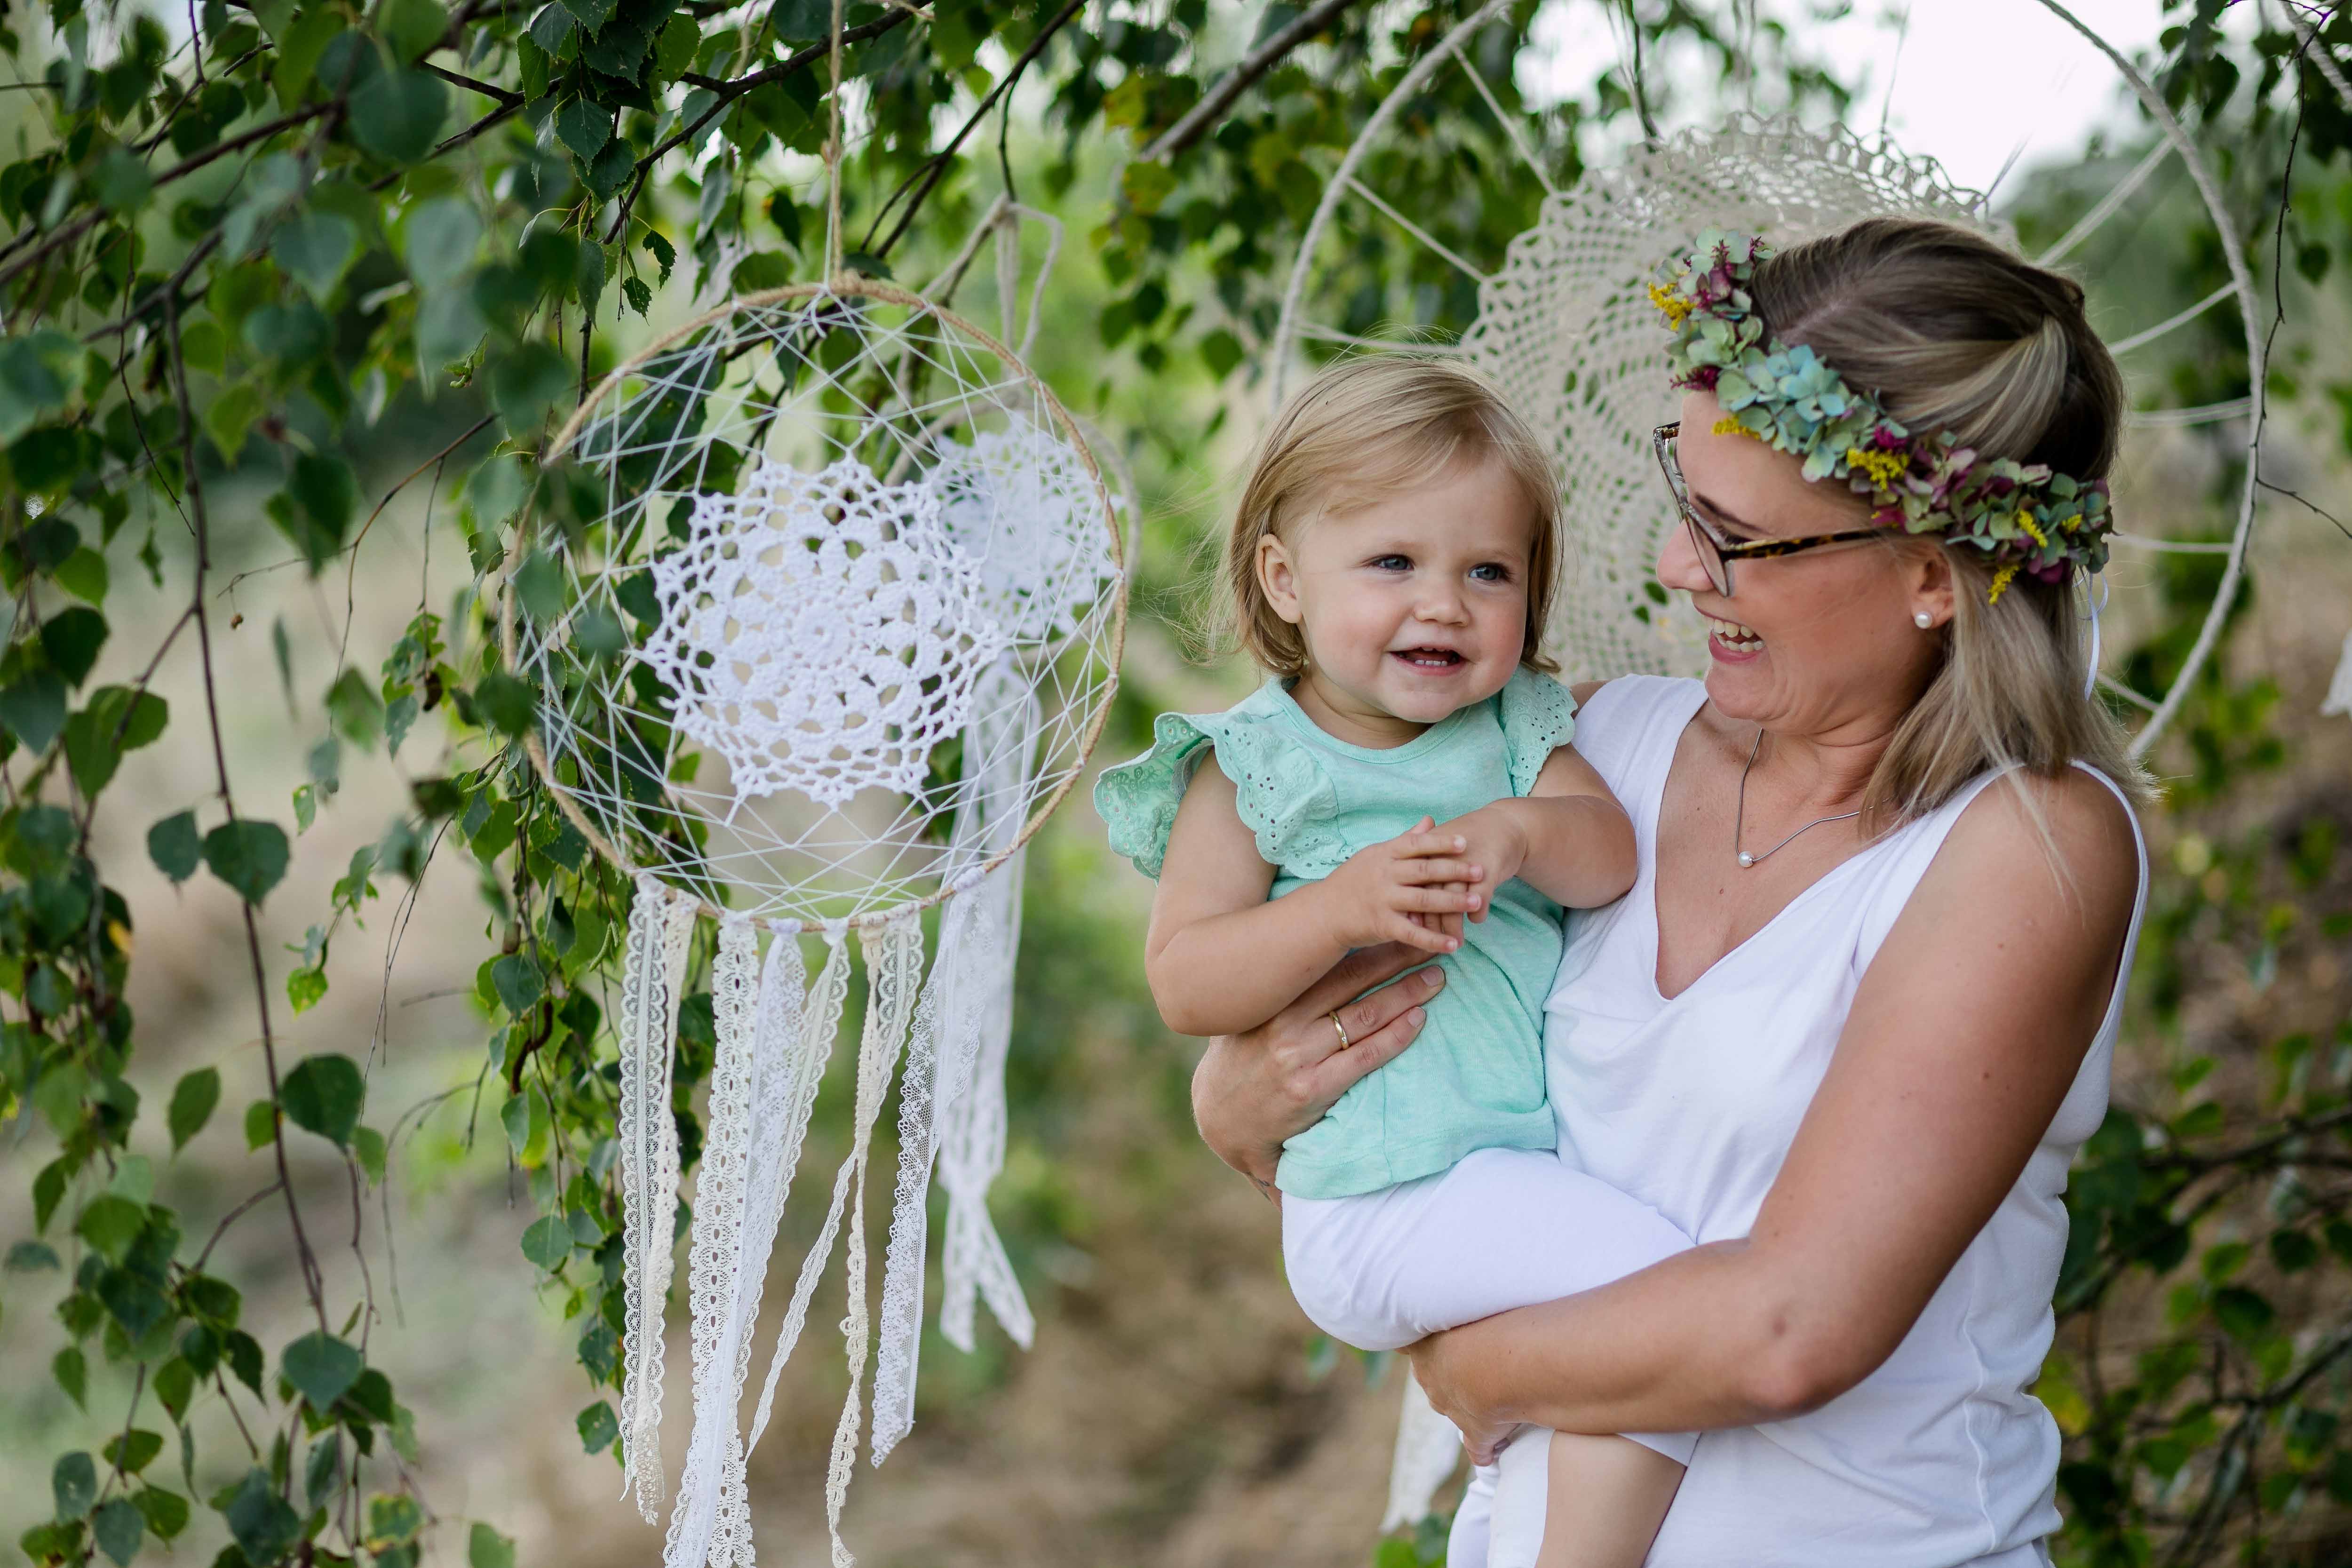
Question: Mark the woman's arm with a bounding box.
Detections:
[1146,756,1481,1037]
[1406,770,2138,1457]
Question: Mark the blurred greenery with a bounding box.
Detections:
[0,0,2346,1565]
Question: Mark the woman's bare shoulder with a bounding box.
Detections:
[1939,768,2140,934]
[1568,678,1610,708]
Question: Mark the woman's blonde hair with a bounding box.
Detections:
[1747,217,2153,825]
[1219,357,1562,677]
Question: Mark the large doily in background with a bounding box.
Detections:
[1456,113,1997,681]
[1269,0,2265,759]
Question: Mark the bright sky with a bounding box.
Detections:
[1530,0,2175,206]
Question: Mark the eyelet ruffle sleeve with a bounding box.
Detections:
[1092,695,1342,880]
[1498,668,1579,797]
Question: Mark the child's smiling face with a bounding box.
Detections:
[1256,454,1537,746]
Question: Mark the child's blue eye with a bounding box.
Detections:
[1370,554,1411,572]
[1470,563,1512,582]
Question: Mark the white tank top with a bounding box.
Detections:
[1544,677,2147,1568]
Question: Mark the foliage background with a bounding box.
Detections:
[0,1,2347,1565]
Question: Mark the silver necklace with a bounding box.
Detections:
[1733,729,1861,868]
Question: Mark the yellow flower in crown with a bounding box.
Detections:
[1844,446,1908,489]
[2016,511,2047,548]
[1987,563,2021,604]
[1647,281,1692,327]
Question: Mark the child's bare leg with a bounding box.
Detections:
[1532,1433,1682,1568]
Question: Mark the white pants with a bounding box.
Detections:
[1281,1148,1697,1565]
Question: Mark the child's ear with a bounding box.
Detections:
[1257,534,1303,625]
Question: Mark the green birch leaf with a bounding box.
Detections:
[520,1213,569,1270]
[202,819,289,903]
[130,1488,186,1542]
[52,1345,86,1408]
[39,607,107,686]
[167,1067,219,1150]
[469,1522,517,1568]
[576,1400,618,1452]
[279,1053,364,1146]
[554,96,611,161]
[0,669,67,752]
[281,1330,364,1410]
[351,66,449,163]
[222,1468,299,1563]
[271,209,359,302]
[286,963,328,1012]
[148,811,201,883]
[404,197,482,289]
[53,1451,97,1520]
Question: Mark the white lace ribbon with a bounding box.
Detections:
[871,677,1038,1464]
[1383,1368,1467,1533]
[744,910,924,1565]
[708,927,847,1567]
[618,876,696,1521]
[934,854,1034,1357]
[664,916,768,1568]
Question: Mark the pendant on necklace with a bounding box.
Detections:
[1736,852,1756,868]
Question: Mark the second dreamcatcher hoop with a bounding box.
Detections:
[501,275,1126,1568]
[1270,0,2265,759]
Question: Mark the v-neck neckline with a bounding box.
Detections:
[1637,689,1893,1006]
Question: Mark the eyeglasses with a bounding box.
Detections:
[1652,422,1887,597]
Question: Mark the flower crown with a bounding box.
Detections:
[1649,231,2113,601]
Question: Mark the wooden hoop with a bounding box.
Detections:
[498,277,1129,934]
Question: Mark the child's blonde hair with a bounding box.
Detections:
[1219,357,1562,677]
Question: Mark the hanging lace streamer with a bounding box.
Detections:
[933,854,1035,1358]
[694,929,849,1568]
[738,911,924,1561]
[1383,1370,1468,1532]
[871,673,1041,1463]
[618,876,699,1521]
[2324,630,2352,719]
[666,917,781,1567]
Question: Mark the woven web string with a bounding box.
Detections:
[510,287,1122,928]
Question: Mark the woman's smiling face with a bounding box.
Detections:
[1656,389,1953,740]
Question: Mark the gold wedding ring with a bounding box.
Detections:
[1329,1010,1351,1050]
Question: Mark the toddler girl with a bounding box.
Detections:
[1094,359,1696,1568]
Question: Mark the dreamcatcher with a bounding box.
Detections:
[499,23,1126,1561]
[1271,0,2264,758]
[1260,0,2268,1530]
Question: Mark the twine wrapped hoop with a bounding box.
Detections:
[498,276,1128,934]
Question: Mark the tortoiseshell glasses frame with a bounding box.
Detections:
[1653,421,1888,597]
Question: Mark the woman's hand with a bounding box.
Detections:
[1405,1325,1522,1464]
[1191,941,1448,1198]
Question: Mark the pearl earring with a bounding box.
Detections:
[1914,611,1934,629]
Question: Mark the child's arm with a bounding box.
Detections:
[1144,756,1484,1038]
[1443,745,1637,915]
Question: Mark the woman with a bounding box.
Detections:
[1186,216,2151,1567]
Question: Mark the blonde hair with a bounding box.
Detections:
[1746,217,2153,826]
[1219,357,1562,678]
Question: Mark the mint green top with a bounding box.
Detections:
[1093,667,1576,1199]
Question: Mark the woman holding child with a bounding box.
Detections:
[1099,215,2146,1567]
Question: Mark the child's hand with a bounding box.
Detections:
[1313,817,1487,956]
[1440,804,1533,923]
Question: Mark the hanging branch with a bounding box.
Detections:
[1139,0,1367,162]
